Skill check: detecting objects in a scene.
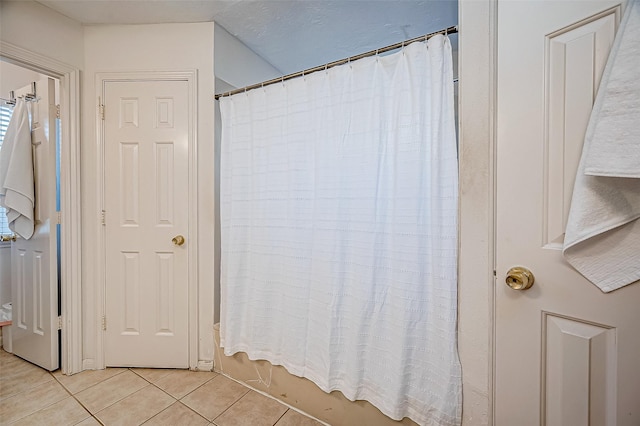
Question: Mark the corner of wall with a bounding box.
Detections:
[0,1,84,69]
[214,22,282,90]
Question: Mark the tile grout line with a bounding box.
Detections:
[3,357,211,426]
[209,383,252,423]
[140,399,209,426]
[0,371,55,402]
[273,408,290,426]
[131,367,219,425]
[54,366,215,425]
[214,370,330,426]
[53,367,155,425]
[135,367,218,402]
[175,372,250,424]
[1,372,62,424]
[0,352,61,421]
[91,368,178,425]
[3,356,322,426]
[170,371,225,422]
[50,369,105,425]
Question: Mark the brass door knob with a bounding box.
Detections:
[172,235,185,246]
[505,266,535,290]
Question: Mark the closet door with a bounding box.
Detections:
[11,77,59,371]
[495,1,639,425]
[103,79,190,368]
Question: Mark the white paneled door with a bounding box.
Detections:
[103,80,190,368]
[11,77,59,371]
[496,1,639,425]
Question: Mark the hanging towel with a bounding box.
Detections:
[0,99,35,239]
[563,0,640,293]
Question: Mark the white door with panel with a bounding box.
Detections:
[103,80,190,368]
[11,77,59,371]
[496,1,639,424]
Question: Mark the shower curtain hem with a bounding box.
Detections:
[222,345,461,426]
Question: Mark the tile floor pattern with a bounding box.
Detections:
[0,350,323,426]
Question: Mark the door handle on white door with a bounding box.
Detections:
[172,235,185,246]
[505,266,535,290]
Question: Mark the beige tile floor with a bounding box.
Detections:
[0,349,324,426]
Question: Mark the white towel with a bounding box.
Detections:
[583,0,640,178]
[563,0,640,293]
[0,99,35,239]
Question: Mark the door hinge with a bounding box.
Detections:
[99,103,105,121]
[101,210,106,226]
[57,316,63,330]
[102,315,107,331]
[55,104,61,119]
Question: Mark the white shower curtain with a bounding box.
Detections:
[220,35,461,426]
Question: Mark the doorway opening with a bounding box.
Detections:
[0,42,82,375]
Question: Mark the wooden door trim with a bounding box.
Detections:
[1,41,83,375]
[95,71,199,370]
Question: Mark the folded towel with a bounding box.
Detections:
[0,99,35,239]
[563,0,640,293]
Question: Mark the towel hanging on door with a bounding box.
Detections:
[563,0,640,292]
[0,99,35,239]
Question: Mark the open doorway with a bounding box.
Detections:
[0,45,82,375]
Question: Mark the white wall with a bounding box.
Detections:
[82,22,216,368]
[214,23,281,91]
[0,62,42,101]
[0,1,84,69]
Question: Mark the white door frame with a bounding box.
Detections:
[95,71,199,369]
[0,41,83,375]
[458,1,498,424]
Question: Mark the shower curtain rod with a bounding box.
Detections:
[215,25,458,100]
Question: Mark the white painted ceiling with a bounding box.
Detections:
[36,0,458,75]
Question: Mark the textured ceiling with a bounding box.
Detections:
[37,0,458,75]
